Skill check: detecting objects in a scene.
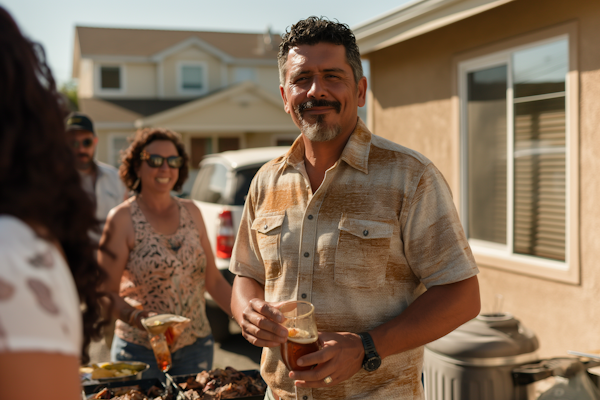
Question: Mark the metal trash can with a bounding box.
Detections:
[424,312,539,400]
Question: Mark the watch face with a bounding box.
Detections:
[365,356,382,372]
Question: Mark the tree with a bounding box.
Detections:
[59,80,78,111]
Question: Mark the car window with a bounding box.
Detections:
[191,163,228,204]
[233,166,262,206]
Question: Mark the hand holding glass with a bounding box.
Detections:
[279,301,319,371]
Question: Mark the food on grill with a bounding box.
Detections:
[89,384,172,399]
[178,367,266,399]
[83,362,149,380]
[91,367,136,379]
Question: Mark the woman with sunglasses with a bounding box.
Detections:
[98,128,232,380]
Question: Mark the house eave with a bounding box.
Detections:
[354,0,516,54]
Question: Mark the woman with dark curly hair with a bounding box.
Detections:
[0,6,107,400]
[98,128,232,380]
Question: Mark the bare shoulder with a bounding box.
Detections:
[179,198,207,234]
[180,199,202,218]
[102,198,135,245]
[107,198,134,225]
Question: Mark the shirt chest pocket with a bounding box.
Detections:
[335,216,394,288]
[252,213,285,280]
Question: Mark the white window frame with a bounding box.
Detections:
[96,64,125,95]
[457,24,579,284]
[108,132,131,168]
[177,61,208,96]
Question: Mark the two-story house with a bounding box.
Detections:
[354,0,600,358]
[72,26,299,192]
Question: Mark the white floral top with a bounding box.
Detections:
[0,215,82,356]
[115,198,211,352]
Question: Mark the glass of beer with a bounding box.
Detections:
[149,333,172,372]
[279,301,319,371]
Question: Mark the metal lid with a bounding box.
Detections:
[426,313,539,360]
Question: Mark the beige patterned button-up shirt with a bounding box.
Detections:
[230,119,479,400]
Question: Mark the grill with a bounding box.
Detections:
[424,313,539,400]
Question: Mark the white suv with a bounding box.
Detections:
[189,146,290,341]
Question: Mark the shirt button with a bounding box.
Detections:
[303,396,308,400]
[304,252,310,257]
[363,230,369,236]
[308,215,313,220]
[301,293,307,299]
[264,225,268,230]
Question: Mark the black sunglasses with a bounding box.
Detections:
[70,138,94,149]
[140,151,183,169]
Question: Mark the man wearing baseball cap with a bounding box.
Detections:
[66,112,126,242]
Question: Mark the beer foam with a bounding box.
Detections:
[288,328,310,338]
[288,336,317,344]
[288,328,316,344]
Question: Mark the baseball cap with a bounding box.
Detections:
[66,112,95,135]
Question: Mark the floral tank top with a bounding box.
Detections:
[115,198,211,352]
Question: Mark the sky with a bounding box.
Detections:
[1,0,413,86]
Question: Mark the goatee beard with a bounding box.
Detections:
[76,156,94,171]
[294,99,342,142]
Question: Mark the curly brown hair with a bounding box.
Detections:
[119,128,189,193]
[278,16,363,86]
[0,6,106,364]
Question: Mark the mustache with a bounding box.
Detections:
[297,99,341,114]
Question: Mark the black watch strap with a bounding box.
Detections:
[359,332,377,355]
[358,332,381,371]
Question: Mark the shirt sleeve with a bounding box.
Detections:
[402,163,479,289]
[0,223,82,356]
[229,178,267,285]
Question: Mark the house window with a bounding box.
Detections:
[109,134,130,167]
[100,66,121,89]
[178,62,207,94]
[460,35,574,278]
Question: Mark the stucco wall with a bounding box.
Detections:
[367,0,600,357]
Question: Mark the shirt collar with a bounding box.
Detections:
[281,117,372,175]
[340,118,371,175]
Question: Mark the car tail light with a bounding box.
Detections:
[216,210,234,259]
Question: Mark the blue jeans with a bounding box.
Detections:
[111,334,214,382]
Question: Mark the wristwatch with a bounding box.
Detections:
[358,332,382,372]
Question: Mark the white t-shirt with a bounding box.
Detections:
[0,215,82,356]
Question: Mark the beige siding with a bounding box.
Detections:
[367,0,600,357]
[78,59,94,98]
[255,67,281,96]
[154,92,293,130]
[124,63,157,97]
[162,46,222,97]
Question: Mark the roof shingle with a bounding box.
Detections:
[76,26,280,60]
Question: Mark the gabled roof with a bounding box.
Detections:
[75,26,279,60]
[99,98,195,117]
[79,97,141,129]
[134,81,295,132]
[354,0,515,54]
